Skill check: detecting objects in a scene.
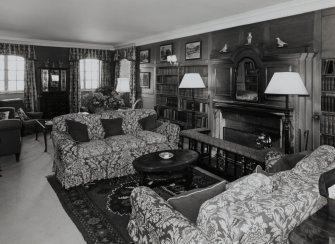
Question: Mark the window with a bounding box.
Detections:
[80,59,101,90]
[0,55,25,93]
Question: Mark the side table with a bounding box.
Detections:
[35,119,53,152]
[288,205,335,244]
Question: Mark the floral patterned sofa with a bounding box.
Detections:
[52,109,180,189]
[128,145,335,244]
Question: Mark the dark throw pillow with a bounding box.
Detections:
[167,180,226,223]
[101,118,124,138]
[0,111,10,120]
[267,151,310,173]
[66,119,90,143]
[17,107,29,120]
[139,114,159,131]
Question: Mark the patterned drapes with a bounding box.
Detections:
[0,43,37,111]
[69,60,80,113]
[69,48,113,113]
[114,46,136,105]
[24,60,38,111]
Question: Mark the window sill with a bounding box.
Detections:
[0,91,24,95]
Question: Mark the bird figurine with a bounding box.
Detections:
[219,44,228,53]
[247,32,252,45]
[276,37,288,48]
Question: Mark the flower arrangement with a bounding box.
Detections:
[82,87,125,113]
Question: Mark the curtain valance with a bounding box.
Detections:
[69,48,113,62]
[0,43,36,60]
[114,46,136,61]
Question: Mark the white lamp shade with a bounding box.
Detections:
[179,73,205,89]
[116,78,130,93]
[264,72,308,95]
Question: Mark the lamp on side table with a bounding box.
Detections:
[179,73,205,128]
[264,72,309,154]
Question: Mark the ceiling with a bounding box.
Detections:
[0,0,333,49]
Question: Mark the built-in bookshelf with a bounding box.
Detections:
[155,65,209,129]
[320,59,335,146]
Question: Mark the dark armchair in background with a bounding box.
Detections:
[0,98,43,136]
[0,107,22,162]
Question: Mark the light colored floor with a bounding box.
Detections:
[0,134,84,244]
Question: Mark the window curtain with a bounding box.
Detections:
[0,43,37,111]
[68,48,113,113]
[114,46,136,105]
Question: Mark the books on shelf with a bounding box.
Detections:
[321,115,335,135]
[322,76,335,91]
[320,134,335,147]
[156,95,178,108]
[321,95,335,112]
[157,107,177,120]
[179,99,208,113]
[157,67,178,76]
[156,84,178,95]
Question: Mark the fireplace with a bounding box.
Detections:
[213,102,286,150]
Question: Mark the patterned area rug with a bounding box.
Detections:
[47,168,220,244]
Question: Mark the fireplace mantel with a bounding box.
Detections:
[213,99,292,116]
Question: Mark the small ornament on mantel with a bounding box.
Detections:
[219,44,228,53]
[246,32,252,45]
[276,37,288,48]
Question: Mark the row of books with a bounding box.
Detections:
[157,67,178,76]
[179,99,208,113]
[321,76,335,91]
[195,116,208,128]
[156,84,178,95]
[320,115,335,135]
[320,134,335,147]
[156,95,178,107]
[322,60,335,75]
[177,112,208,128]
[179,88,208,99]
[158,108,177,120]
[321,95,335,112]
[157,76,179,85]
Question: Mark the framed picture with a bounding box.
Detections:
[140,72,150,88]
[185,41,202,60]
[41,69,49,92]
[60,70,67,91]
[160,44,173,62]
[140,49,150,63]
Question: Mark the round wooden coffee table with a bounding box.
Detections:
[133,149,199,189]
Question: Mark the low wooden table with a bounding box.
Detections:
[133,149,199,189]
[288,205,335,244]
[35,119,53,152]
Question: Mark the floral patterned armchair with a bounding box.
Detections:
[128,145,335,244]
[52,109,180,189]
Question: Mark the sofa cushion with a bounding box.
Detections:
[267,151,310,173]
[0,111,9,120]
[101,118,124,138]
[17,107,29,120]
[138,114,159,131]
[104,135,146,151]
[135,131,167,144]
[167,180,226,223]
[66,119,90,143]
[77,140,113,158]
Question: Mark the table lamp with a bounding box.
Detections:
[264,72,308,154]
[179,73,205,128]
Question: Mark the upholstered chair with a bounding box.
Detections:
[0,98,43,136]
[0,107,22,162]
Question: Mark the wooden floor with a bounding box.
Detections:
[0,135,84,244]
